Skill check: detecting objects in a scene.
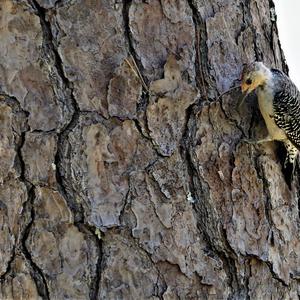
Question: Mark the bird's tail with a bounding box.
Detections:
[284,140,298,174]
[284,141,299,184]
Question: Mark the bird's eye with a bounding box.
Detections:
[245,78,252,85]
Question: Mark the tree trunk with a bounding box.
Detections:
[0,0,299,299]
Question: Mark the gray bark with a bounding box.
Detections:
[0,0,299,299]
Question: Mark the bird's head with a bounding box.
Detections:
[241,62,270,94]
[238,62,271,108]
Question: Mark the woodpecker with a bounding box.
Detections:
[239,61,300,171]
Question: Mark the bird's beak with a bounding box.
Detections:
[241,83,248,94]
[237,84,249,109]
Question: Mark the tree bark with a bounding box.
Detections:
[0,0,299,299]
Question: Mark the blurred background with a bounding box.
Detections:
[274,0,300,87]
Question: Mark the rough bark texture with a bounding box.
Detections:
[0,0,299,299]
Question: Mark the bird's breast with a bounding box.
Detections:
[257,87,287,141]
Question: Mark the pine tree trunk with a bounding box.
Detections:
[0,0,299,299]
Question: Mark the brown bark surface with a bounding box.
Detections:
[0,0,299,299]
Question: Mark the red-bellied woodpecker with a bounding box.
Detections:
[240,62,300,171]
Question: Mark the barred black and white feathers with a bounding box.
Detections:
[272,69,300,150]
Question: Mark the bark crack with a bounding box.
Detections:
[26,0,80,205]
[17,131,27,182]
[186,0,217,100]
[91,236,103,300]
[245,258,251,300]
[74,223,103,300]
[182,103,245,297]
[179,104,236,294]
[122,0,156,146]
[21,187,50,300]
[245,2,262,61]
[179,103,199,205]
[0,245,16,283]
[28,0,79,128]
[26,2,104,297]
[0,95,32,285]
[134,242,169,297]
[122,0,146,86]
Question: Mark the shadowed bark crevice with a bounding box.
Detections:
[187,0,216,100]
[24,3,105,296]
[180,103,199,205]
[0,246,16,284]
[123,0,146,83]
[122,0,154,146]
[27,0,76,125]
[0,95,31,283]
[74,223,103,300]
[21,187,50,300]
[243,1,263,62]
[28,0,83,218]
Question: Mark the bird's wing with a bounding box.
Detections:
[272,69,300,150]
